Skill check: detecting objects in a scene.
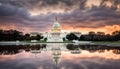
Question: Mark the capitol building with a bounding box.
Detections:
[30,17,81,42]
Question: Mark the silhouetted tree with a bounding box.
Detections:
[36,34,43,40]
[0,29,119,41]
[44,38,47,42]
[66,33,78,41]
[24,33,30,40]
[0,29,23,41]
[112,31,120,41]
[88,31,95,41]
[79,35,85,41]
[97,32,105,35]
[63,37,66,41]
[77,31,120,41]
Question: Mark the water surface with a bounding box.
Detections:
[0,43,120,69]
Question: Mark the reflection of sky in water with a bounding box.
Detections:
[0,44,120,69]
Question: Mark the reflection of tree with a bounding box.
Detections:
[0,44,46,55]
[66,44,81,54]
[97,49,105,53]
[66,44,120,54]
[0,44,120,55]
[113,49,120,54]
[0,50,20,55]
[66,44,79,50]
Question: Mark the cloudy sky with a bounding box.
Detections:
[0,0,120,34]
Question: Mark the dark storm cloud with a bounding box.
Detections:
[0,0,120,32]
[0,0,87,12]
[0,0,55,32]
[58,0,120,28]
[0,0,67,32]
[0,3,29,25]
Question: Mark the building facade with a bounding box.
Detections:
[30,18,81,42]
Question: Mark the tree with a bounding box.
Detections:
[112,31,120,35]
[0,29,24,41]
[36,34,43,40]
[24,33,30,40]
[97,32,105,35]
[79,35,85,41]
[88,31,96,41]
[44,38,47,42]
[12,30,23,40]
[112,31,120,41]
[0,30,3,41]
[63,37,66,41]
[66,33,78,41]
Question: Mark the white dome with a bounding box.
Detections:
[53,21,60,29]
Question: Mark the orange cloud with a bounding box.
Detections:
[0,24,31,33]
[61,24,120,34]
[0,22,119,34]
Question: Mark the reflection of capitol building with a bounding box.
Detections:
[30,43,81,66]
[52,46,61,66]
[30,17,81,42]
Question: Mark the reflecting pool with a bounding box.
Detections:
[0,43,120,69]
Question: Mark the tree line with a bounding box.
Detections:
[66,31,120,41]
[0,29,120,41]
[0,29,43,41]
